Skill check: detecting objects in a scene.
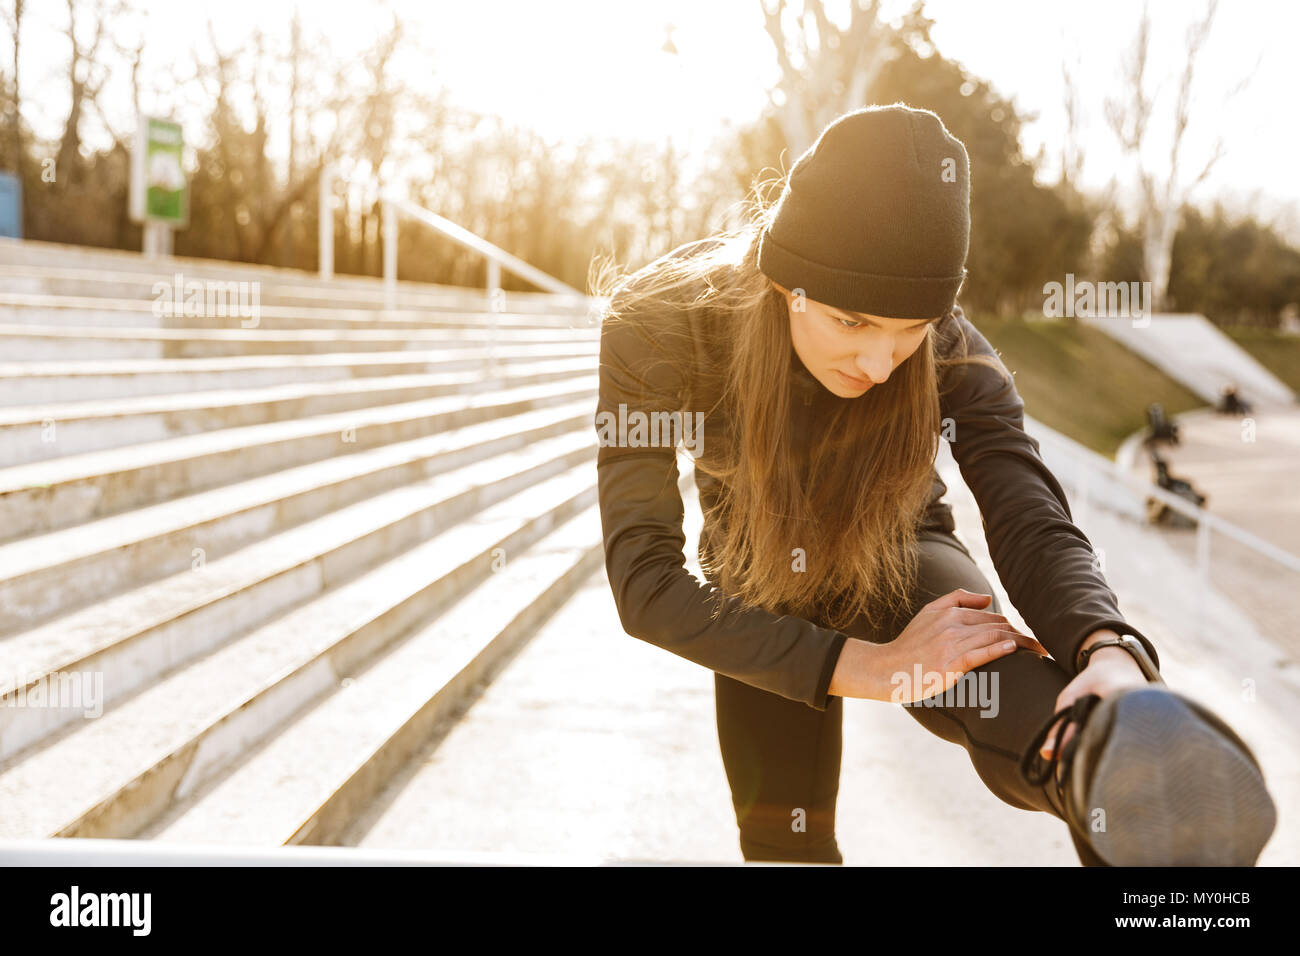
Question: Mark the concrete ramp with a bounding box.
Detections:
[1079,312,1296,409]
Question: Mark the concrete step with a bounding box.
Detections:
[0,256,591,316]
[0,343,598,406]
[146,498,601,846]
[0,241,625,855]
[0,294,595,331]
[0,465,598,840]
[0,376,596,540]
[0,428,596,761]
[0,321,597,361]
[147,501,601,847]
[0,399,591,634]
[0,357,593,465]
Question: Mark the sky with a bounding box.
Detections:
[8,0,1298,234]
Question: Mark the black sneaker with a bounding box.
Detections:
[1020,686,1277,866]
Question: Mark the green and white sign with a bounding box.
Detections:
[130,116,188,226]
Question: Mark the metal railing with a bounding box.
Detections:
[1127,457,1300,582]
[1032,421,1300,643]
[318,164,590,313]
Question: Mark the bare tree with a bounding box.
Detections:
[760,0,897,157]
[57,0,122,181]
[1059,54,1085,189]
[1103,0,1256,311]
[4,0,23,174]
[354,13,403,275]
[86,27,144,153]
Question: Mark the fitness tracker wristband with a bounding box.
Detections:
[1076,634,1164,684]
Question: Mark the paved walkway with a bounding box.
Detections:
[348,434,1299,865]
[1119,405,1300,659]
[347,522,1076,865]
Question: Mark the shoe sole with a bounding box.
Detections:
[1082,688,1277,866]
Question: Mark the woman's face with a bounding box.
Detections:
[773,282,941,397]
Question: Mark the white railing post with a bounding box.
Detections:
[1196,513,1212,581]
[1196,511,1212,641]
[486,256,501,303]
[375,196,589,317]
[143,222,173,258]
[383,198,397,310]
[319,163,334,280]
[1075,454,1091,530]
[1042,425,1300,651]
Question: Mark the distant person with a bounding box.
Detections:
[1217,384,1252,415]
[593,105,1276,866]
[1145,401,1180,444]
[1146,447,1208,527]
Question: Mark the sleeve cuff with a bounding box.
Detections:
[1066,621,1161,678]
[809,631,851,711]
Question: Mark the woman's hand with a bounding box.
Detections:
[843,587,1049,702]
[1038,636,1149,758]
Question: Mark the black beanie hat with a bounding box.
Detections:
[757,103,970,320]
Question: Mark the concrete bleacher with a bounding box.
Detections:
[0,240,605,845]
[1079,312,1297,409]
[347,420,1299,865]
[0,242,1293,865]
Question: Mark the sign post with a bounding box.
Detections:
[130,116,187,257]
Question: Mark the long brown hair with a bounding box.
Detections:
[589,180,1008,633]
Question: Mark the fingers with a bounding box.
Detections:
[956,633,1020,673]
[935,597,1050,655]
[1006,630,1049,657]
[1011,631,1050,657]
[926,587,994,612]
[951,610,1050,656]
[1040,716,1065,758]
[1040,720,1078,759]
[956,624,1048,658]
[954,608,1018,626]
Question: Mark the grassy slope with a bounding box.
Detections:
[1221,327,1300,393]
[966,313,1204,459]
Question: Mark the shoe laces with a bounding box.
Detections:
[1019,692,1105,816]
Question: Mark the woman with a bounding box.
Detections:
[591,104,1277,866]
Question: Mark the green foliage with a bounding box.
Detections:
[1223,327,1300,391]
[1095,206,1300,328]
[1167,205,1300,327]
[5,5,1298,323]
[1095,220,1144,285]
[867,25,1095,317]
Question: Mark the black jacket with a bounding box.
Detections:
[593,245,1160,711]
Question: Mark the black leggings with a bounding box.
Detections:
[713,528,1108,866]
